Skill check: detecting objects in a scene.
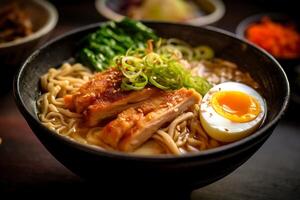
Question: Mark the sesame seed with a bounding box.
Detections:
[137,108,143,113]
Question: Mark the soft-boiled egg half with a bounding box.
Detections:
[200,82,266,142]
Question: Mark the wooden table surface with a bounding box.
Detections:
[1,0,300,199]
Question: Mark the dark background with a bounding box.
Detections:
[0,0,299,199]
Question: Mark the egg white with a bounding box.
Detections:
[199,82,266,142]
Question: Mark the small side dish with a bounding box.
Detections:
[124,0,199,22]
[0,0,58,68]
[245,17,300,59]
[95,0,225,26]
[0,2,33,43]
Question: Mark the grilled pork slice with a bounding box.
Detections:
[100,88,201,151]
[84,88,158,126]
[97,108,143,147]
[64,68,123,113]
[64,68,159,126]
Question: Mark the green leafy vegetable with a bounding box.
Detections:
[78,18,158,71]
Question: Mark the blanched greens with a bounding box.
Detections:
[78,18,158,71]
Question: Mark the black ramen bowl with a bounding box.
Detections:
[14,22,289,198]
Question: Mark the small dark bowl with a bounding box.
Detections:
[95,0,225,26]
[236,13,300,68]
[0,0,58,93]
[236,13,300,104]
[14,22,289,197]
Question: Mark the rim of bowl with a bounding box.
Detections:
[14,22,290,162]
[0,0,58,49]
[95,0,225,26]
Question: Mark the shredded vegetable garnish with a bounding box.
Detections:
[114,44,212,95]
[246,17,300,59]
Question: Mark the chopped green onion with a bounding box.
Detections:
[194,46,215,60]
[116,50,211,95]
[156,39,215,61]
[121,72,148,91]
[149,76,170,90]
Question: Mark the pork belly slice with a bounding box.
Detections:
[100,88,201,151]
[64,68,159,126]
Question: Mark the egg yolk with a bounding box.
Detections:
[211,91,261,123]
